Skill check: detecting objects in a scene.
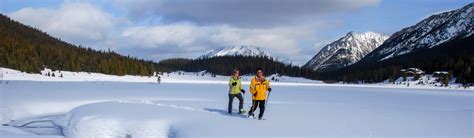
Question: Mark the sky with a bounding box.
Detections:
[1,0,472,65]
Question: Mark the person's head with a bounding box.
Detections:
[256,67,263,78]
[233,69,240,77]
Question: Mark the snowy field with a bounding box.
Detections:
[1,80,473,138]
[0,67,473,137]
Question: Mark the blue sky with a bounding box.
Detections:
[1,0,472,65]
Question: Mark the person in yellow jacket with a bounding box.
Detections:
[248,67,272,120]
[228,69,246,114]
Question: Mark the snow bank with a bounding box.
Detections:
[60,101,174,138]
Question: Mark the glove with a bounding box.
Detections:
[268,88,272,92]
[253,93,257,97]
[240,89,246,93]
[232,82,237,86]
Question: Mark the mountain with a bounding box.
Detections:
[323,3,474,84]
[172,45,310,76]
[361,3,473,62]
[303,31,388,71]
[198,45,271,59]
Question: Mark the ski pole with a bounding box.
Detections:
[265,90,271,110]
[243,90,247,113]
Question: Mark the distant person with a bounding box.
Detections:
[248,67,272,120]
[228,69,246,114]
[157,76,161,84]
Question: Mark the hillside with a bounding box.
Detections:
[323,34,473,84]
[0,14,165,76]
[317,3,474,84]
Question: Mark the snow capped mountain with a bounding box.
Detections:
[198,45,271,59]
[363,3,473,62]
[303,31,388,71]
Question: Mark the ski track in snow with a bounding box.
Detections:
[116,100,210,114]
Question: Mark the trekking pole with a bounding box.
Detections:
[243,90,247,113]
[265,90,271,110]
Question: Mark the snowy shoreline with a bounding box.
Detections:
[1,67,472,91]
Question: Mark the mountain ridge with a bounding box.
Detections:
[303,31,388,71]
[361,3,473,62]
[198,45,271,59]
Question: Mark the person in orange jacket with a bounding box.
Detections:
[248,67,272,120]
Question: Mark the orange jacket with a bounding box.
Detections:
[250,76,270,100]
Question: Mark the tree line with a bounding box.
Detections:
[158,56,319,78]
[0,14,172,76]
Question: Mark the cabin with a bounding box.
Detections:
[433,71,448,77]
[400,68,425,80]
[433,71,449,83]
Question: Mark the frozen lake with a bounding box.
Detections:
[1,81,473,137]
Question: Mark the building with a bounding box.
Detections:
[400,68,425,80]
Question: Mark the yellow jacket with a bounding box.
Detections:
[250,76,270,100]
[228,76,242,94]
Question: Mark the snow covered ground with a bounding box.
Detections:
[1,81,473,137]
[0,67,473,137]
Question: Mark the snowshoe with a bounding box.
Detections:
[248,114,256,119]
[239,109,247,114]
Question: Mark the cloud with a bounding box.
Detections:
[8,1,118,49]
[119,21,340,64]
[6,0,349,65]
[114,0,380,27]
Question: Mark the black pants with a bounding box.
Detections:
[228,93,244,113]
[248,100,265,118]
